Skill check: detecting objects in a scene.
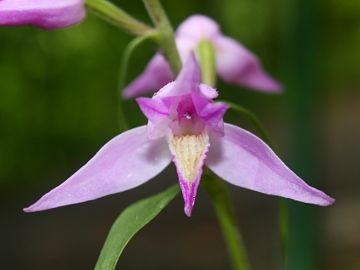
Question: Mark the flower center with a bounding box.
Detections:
[184,111,192,120]
[169,109,205,136]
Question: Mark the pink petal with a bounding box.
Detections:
[191,92,228,135]
[137,97,169,122]
[206,124,335,206]
[0,0,85,29]
[169,54,201,96]
[176,14,220,41]
[136,97,170,139]
[24,126,171,212]
[178,171,202,217]
[214,36,282,92]
[123,53,173,99]
[122,37,196,99]
[199,83,218,99]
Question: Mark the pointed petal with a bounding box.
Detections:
[199,83,218,99]
[0,0,85,29]
[137,97,169,122]
[136,97,170,139]
[168,133,210,216]
[170,54,201,96]
[24,126,171,212]
[206,124,335,206]
[191,93,228,135]
[123,54,173,99]
[214,36,282,92]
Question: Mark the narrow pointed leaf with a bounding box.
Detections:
[95,184,180,270]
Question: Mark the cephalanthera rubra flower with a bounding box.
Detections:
[25,55,333,216]
[123,15,282,98]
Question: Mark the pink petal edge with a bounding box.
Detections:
[171,138,210,217]
[123,54,173,99]
[24,126,171,212]
[0,0,85,29]
[214,36,283,92]
[206,123,335,205]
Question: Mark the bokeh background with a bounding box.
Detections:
[0,0,359,269]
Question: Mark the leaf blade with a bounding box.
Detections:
[95,184,180,270]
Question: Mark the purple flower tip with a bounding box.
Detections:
[184,204,193,217]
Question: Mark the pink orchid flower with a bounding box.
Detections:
[25,55,333,216]
[123,14,282,99]
[0,0,85,29]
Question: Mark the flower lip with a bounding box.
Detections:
[169,132,210,216]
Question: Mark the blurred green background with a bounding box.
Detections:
[0,0,359,269]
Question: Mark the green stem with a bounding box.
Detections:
[142,0,182,74]
[221,99,289,266]
[219,100,275,149]
[119,32,160,93]
[117,33,159,131]
[85,0,154,35]
[197,35,250,270]
[202,176,250,270]
[197,40,216,86]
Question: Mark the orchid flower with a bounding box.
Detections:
[25,55,333,216]
[123,14,282,99]
[0,0,85,29]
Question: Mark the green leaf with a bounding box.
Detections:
[95,184,180,270]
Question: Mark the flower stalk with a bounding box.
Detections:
[85,0,154,35]
[220,101,275,149]
[197,40,216,87]
[198,38,250,270]
[202,175,250,270]
[221,100,289,266]
[118,32,160,131]
[142,0,182,74]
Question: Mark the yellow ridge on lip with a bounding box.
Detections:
[168,133,210,183]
